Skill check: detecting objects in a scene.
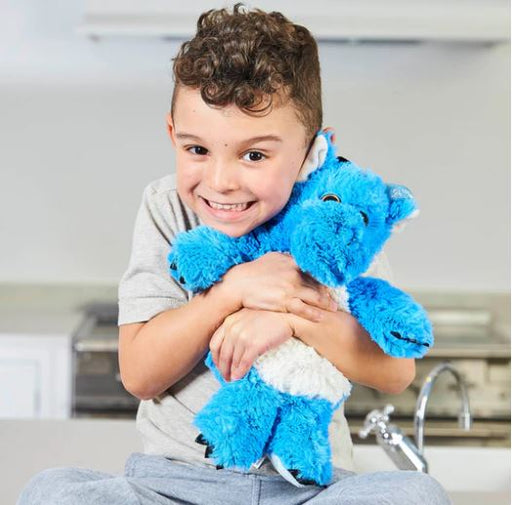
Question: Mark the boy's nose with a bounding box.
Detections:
[206,160,240,193]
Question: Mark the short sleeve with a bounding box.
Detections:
[117,181,190,326]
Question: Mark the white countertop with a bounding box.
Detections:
[2,419,510,505]
[0,283,509,342]
[0,308,84,336]
[1,284,510,504]
[0,283,117,335]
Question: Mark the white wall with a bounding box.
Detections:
[0,0,509,291]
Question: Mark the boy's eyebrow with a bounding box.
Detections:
[175,132,283,145]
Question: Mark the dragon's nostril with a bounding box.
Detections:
[179,276,186,284]
[360,211,369,225]
[170,262,177,270]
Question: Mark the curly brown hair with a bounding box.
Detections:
[170,3,322,144]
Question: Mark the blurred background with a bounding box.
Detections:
[0,1,510,503]
[0,1,509,289]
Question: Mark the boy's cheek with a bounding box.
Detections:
[176,172,199,200]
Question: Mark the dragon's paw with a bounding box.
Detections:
[347,276,433,359]
[194,433,224,469]
[168,227,239,292]
[375,313,433,358]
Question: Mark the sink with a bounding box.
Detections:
[353,444,510,495]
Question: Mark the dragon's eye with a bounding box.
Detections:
[321,194,341,203]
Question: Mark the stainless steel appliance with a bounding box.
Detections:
[346,302,511,447]
[71,296,511,447]
[71,303,138,418]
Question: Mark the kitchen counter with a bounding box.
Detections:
[2,419,510,505]
[0,309,84,336]
[1,275,510,494]
[0,283,509,340]
[449,492,510,505]
[0,283,117,335]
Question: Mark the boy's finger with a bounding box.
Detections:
[231,340,247,376]
[231,348,258,381]
[209,325,225,366]
[230,361,248,381]
[218,337,235,381]
[298,287,338,312]
[285,297,324,322]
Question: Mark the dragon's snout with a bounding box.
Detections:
[320,197,369,229]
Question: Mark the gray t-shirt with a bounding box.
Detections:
[118,173,393,474]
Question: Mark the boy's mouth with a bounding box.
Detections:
[202,197,255,212]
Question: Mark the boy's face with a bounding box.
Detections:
[168,86,310,237]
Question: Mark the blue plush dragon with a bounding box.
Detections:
[168,131,433,487]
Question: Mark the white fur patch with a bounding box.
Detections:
[363,251,393,282]
[389,186,413,200]
[254,338,352,404]
[329,286,350,312]
[392,208,420,234]
[268,454,306,487]
[297,135,328,181]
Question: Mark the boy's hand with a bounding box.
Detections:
[210,308,294,382]
[222,252,338,323]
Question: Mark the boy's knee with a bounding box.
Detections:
[17,467,142,505]
[17,468,84,505]
[400,471,452,505]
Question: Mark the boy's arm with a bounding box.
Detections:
[119,252,336,400]
[119,281,239,400]
[118,181,244,401]
[118,182,334,400]
[286,310,415,394]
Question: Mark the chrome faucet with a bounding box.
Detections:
[359,362,472,473]
[359,404,428,472]
[414,361,472,454]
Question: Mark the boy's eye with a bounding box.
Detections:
[242,151,266,162]
[188,146,208,156]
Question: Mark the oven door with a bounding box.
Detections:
[72,310,139,418]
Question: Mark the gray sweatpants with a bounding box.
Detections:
[17,452,452,505]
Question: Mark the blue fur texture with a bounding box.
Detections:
[168,131,433,485]
[194,352,346,485]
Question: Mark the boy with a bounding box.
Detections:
[17,5,450,504]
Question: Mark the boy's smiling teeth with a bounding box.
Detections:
[206,199,252,211]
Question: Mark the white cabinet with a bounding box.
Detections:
[78,0,510,43]
[0,334,71,419]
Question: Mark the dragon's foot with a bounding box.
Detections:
[195,433,224,469]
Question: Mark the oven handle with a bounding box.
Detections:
[73,340,118,352]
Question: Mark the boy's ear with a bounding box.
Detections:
[386,184,420,233]
[166,113,177,147]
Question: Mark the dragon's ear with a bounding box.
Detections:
[386,184,420,233]
[297,133,328,181]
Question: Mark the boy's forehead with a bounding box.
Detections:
[174,84,289,111]
[173,86,306,141]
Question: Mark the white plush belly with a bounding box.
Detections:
[253,338,351,404]
[330,286,350,312]
[253,286,352,403]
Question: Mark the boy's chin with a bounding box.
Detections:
[204,215,268,237]
[207,223,252,238]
